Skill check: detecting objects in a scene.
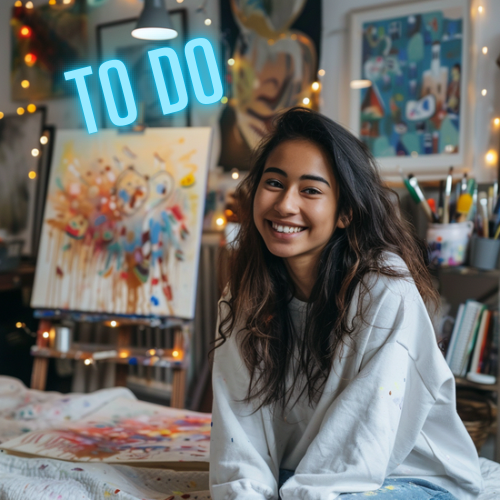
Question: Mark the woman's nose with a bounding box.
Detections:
[274,189,299,215]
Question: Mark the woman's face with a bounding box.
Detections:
[253,139,343,263]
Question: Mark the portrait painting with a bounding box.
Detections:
[219,0,321,171]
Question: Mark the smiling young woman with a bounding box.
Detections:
[209,108,483,500]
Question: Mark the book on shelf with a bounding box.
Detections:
[445,301,498,380]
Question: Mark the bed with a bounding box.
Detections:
[0,376,498,500]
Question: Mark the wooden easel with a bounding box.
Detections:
[30,316,191,409]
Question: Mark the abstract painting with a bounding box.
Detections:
[96,10,189,130]
[0,397,211,469]
[349,0,468,175]
[0,110,46,256]
[218,0,321,171]
[10,0,87,101]
[31,127,212,319]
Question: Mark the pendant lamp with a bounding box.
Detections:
[132,0,178,40]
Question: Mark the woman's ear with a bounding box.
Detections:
[337,213,350,229]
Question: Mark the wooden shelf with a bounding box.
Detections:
[455,376,498,392]
[31,343,186,368]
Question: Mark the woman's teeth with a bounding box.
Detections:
[271,221,306,233]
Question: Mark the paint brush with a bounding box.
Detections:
[408,175,437,223]
[443,167,453,224]
[479,192,489,238]
[438,180,444,222]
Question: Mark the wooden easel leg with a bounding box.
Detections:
[170,325,186,408]
[31,319,51,390]
[31,358,48,390]
[171,368,186,408]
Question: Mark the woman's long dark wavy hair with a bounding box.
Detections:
[212,107,439,412]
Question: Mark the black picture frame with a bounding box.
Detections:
[96,9,189,130]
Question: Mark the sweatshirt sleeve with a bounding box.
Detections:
[279,280,439,500]
[209,296,279,500]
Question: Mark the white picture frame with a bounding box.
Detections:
[348,0,470,180]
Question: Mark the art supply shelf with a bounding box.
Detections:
[433,265,500,461]
[31,343,186,368]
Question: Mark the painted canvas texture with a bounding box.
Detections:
[358,7,463,159]
[0,397,211,468]
[10,0,87,101]
[31,128,212,319]
[0,111,44,255]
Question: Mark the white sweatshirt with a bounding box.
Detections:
[209,257,483,500]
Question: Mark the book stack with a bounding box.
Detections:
[446,301,499,380]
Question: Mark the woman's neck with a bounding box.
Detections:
[285,256,318,302]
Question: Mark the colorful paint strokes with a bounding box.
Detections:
[359,8,463,158]
[31,128,212,319]
[0,398,211,467]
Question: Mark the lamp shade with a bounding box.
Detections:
[132,0,178,40]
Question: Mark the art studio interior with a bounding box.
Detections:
[1,0,500,498]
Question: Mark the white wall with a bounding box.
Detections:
[0,0,222,166]
[319,0,500,183]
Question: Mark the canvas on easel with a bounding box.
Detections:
[31,127,212,319]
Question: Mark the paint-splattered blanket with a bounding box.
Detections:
[0,376,499,500]
[0,376,211,500]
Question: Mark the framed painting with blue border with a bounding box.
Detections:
[96,9,189,130]
[349,0,470,180]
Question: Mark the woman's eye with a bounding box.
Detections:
[265,179,282,188]
[304,188,321,195]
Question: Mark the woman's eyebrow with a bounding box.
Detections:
[263,167,331,188]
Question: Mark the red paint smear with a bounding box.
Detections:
[56,266,64,277]
[152,278,159,285]
[171,205,183,221]
[114,489,120,494]
[120,272,128,280]
[181,495,191,499]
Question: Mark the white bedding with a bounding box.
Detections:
[0,376,498,500]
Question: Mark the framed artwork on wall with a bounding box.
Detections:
[349,0,469,179]
[0,109,47,256]
[96,9,189,130]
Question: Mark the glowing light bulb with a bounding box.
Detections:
[148,349,156,356]
[216,217,225,226]
[231,168,239,180]
[176,0,184,3]
[110,320,117,327]
[350,79,372,89]
[227,58,235,66]
[84,358,92,366]
[486,150,497,164]
[20,26,32,38]
[311,81,320,91]
[302,97,310,105]
[318,69,325,77]
[27,103,36,113]
[17,107,25,115]
[49,0,56,4]
[42,331,49,338]
[14,1,22,6]
[16,322,23,328]
[221,96,228,104]
[482,46,488,55]
[21,80,30,88]
[25,53,37,66]
[40,135,48,145]
[0,112,4,119]
[28,170,37,179]
[478,5,484,13]
[63,0,71,3]
[204,18,212,26]
[494,118,500,126]
[482,89,487,96]
[172,350,179,358]
[119,351,129,358]
[31,148,39,157]
[25,1,33,8]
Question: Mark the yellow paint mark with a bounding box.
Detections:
[394,382,399,389]
[104,492,111,498]
[180,172,195,187]
[189,481,197,487]
[379,386,384,391]
[385,485,395,490]
[363,492,376,496]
